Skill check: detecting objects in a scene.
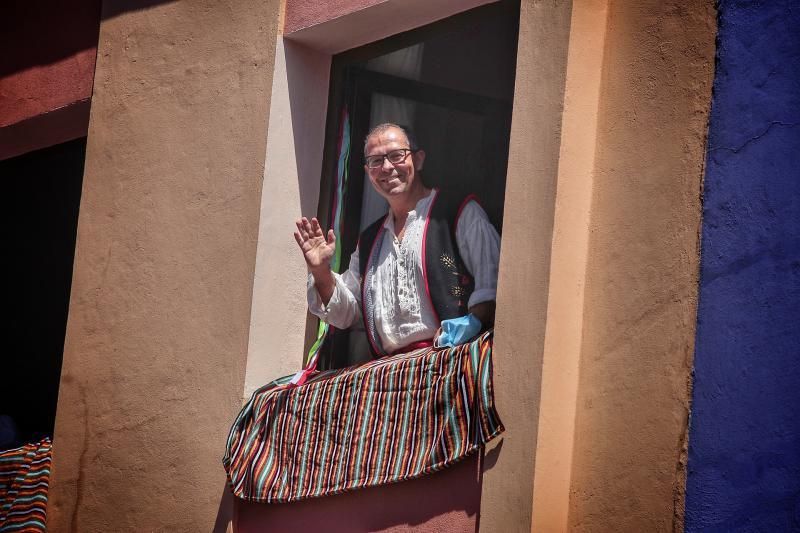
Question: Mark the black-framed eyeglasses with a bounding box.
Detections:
[364,148,415,169]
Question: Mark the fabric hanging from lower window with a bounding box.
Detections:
[223,331,503,504]
[0,438,51,532]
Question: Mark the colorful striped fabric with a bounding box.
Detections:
[223,331,503,503]
[0,439,51,532]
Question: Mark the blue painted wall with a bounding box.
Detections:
[685,1,800,531]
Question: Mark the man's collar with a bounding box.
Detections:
[382,188,438,230]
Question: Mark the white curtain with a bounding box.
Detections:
[359,44,424,231]
[347,44,425,361]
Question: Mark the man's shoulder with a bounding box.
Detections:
[431,189,484,224]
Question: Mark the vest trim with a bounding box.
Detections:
[456,193,480,228]
[358,189,477,358]
[361,215,388,357]
[420,189,441,325]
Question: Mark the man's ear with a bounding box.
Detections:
[413,149,426,170]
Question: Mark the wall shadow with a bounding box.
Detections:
[0,1,101,77]
[235,453,483,532]
[0,0,178,78]
[284,40,331,219]
[213,483,234,533]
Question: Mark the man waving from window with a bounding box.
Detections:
[294,123,500,357]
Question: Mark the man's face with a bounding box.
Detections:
[364,127,426,201]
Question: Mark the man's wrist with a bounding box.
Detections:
[311,267,336,305]
[309,264,333,281]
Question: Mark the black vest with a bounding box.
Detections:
[358,190,477,357]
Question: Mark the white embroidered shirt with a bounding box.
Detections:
[307,189,500,353]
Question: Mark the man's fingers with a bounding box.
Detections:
[296,217,331,242]
[295,220,310,240]
[293,231,305,248]
[310,218,323,237]
[327,229,336,245]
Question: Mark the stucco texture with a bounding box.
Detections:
[0,1,101,159]
[284,0,383,34]
[0,1,100,128]
[47,0,280,531]
[480,0,573,531]
[567,0,716,531]
[530,0,609,530]
[685,1,800,531]
[282,0,496,54]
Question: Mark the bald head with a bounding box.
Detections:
[363,123,419,157]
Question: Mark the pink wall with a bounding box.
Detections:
[0,47,97,128]
[282,0,495,54]
[284,0,384,34]
[236,454,482,532]
[0,1,100,158]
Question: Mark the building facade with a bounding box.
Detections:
[1,0,798,531]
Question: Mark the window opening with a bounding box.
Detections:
[2,138,85,449]
[315,0,520,369]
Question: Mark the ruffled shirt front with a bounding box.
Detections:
[307,189,500,353]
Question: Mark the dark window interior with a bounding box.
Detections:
[1,138,85,449]
[315,0,520,369]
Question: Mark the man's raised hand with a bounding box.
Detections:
[294,217,336,272]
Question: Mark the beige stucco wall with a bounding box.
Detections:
[479,1,574,531]
[487,0,715,531]
[47,0,281,531]
[44,0,717,530]
[243,38,330,398]
[530,0,610,530]
[565,0,716,531]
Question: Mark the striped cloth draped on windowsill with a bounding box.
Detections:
[223,330,503,504]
